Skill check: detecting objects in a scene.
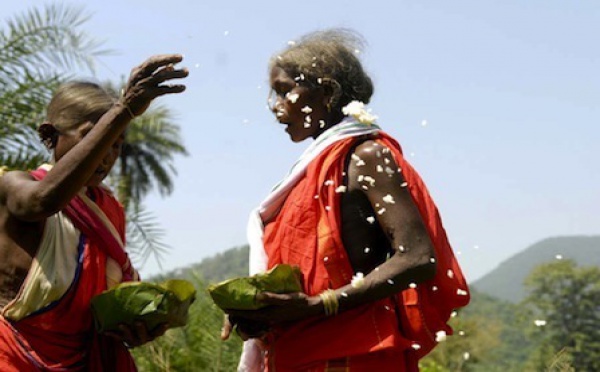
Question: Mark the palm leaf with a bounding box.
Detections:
[126,204,170,270]
[1,3,107,167]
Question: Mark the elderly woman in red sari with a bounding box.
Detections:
[222,30,470,371]
[0,55,187,371]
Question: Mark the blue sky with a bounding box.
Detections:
[3,1,599,282]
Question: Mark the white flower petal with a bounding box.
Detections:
[335,185,347,193]
[382,194,395,204]
[286,93,299,103]
[351,272,365,288]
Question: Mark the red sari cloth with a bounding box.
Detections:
[0,168,137,371]
[262,132,469,371]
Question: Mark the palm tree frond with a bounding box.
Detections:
[0,3,108,80]
[126,204,171,270]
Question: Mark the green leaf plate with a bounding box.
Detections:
[91,279,196,333]
[207,264,302,311]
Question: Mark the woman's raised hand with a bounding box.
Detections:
[120,54,188,117]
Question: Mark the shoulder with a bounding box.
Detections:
[348,139,401,173]
[345,137,406,194]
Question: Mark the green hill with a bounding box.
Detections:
[471,235,600,303]
[154,245,250,284]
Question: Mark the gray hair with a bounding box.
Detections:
[39,81,116,148]
[270,28,374,111]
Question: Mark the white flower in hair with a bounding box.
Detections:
[342,100,378,125]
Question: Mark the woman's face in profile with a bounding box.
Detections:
[269,66,328,143]
[53,121,123,187]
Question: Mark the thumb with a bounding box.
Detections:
[221,315,233,340]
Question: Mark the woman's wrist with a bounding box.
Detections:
[114,99,135,120]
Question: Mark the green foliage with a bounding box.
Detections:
[545,349,575,372]
[420,314,502,372]
[125,204,171,269]
[459,290,533,370]
[0,3,105,169]
[522,260,600,371]
[131,274,243,371]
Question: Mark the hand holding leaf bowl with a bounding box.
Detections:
[91,279,196,333]
[208,264,303,311]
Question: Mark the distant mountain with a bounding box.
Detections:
[154,245,250,284]
[471,236,600,303]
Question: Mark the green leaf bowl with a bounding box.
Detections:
[207,264,303,311]
[91,279,196,333]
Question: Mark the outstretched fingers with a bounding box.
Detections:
[122,54,189,117]
[137,69,188,98]
[129,54,184,85]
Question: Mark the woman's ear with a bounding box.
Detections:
[38,123,59,149]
